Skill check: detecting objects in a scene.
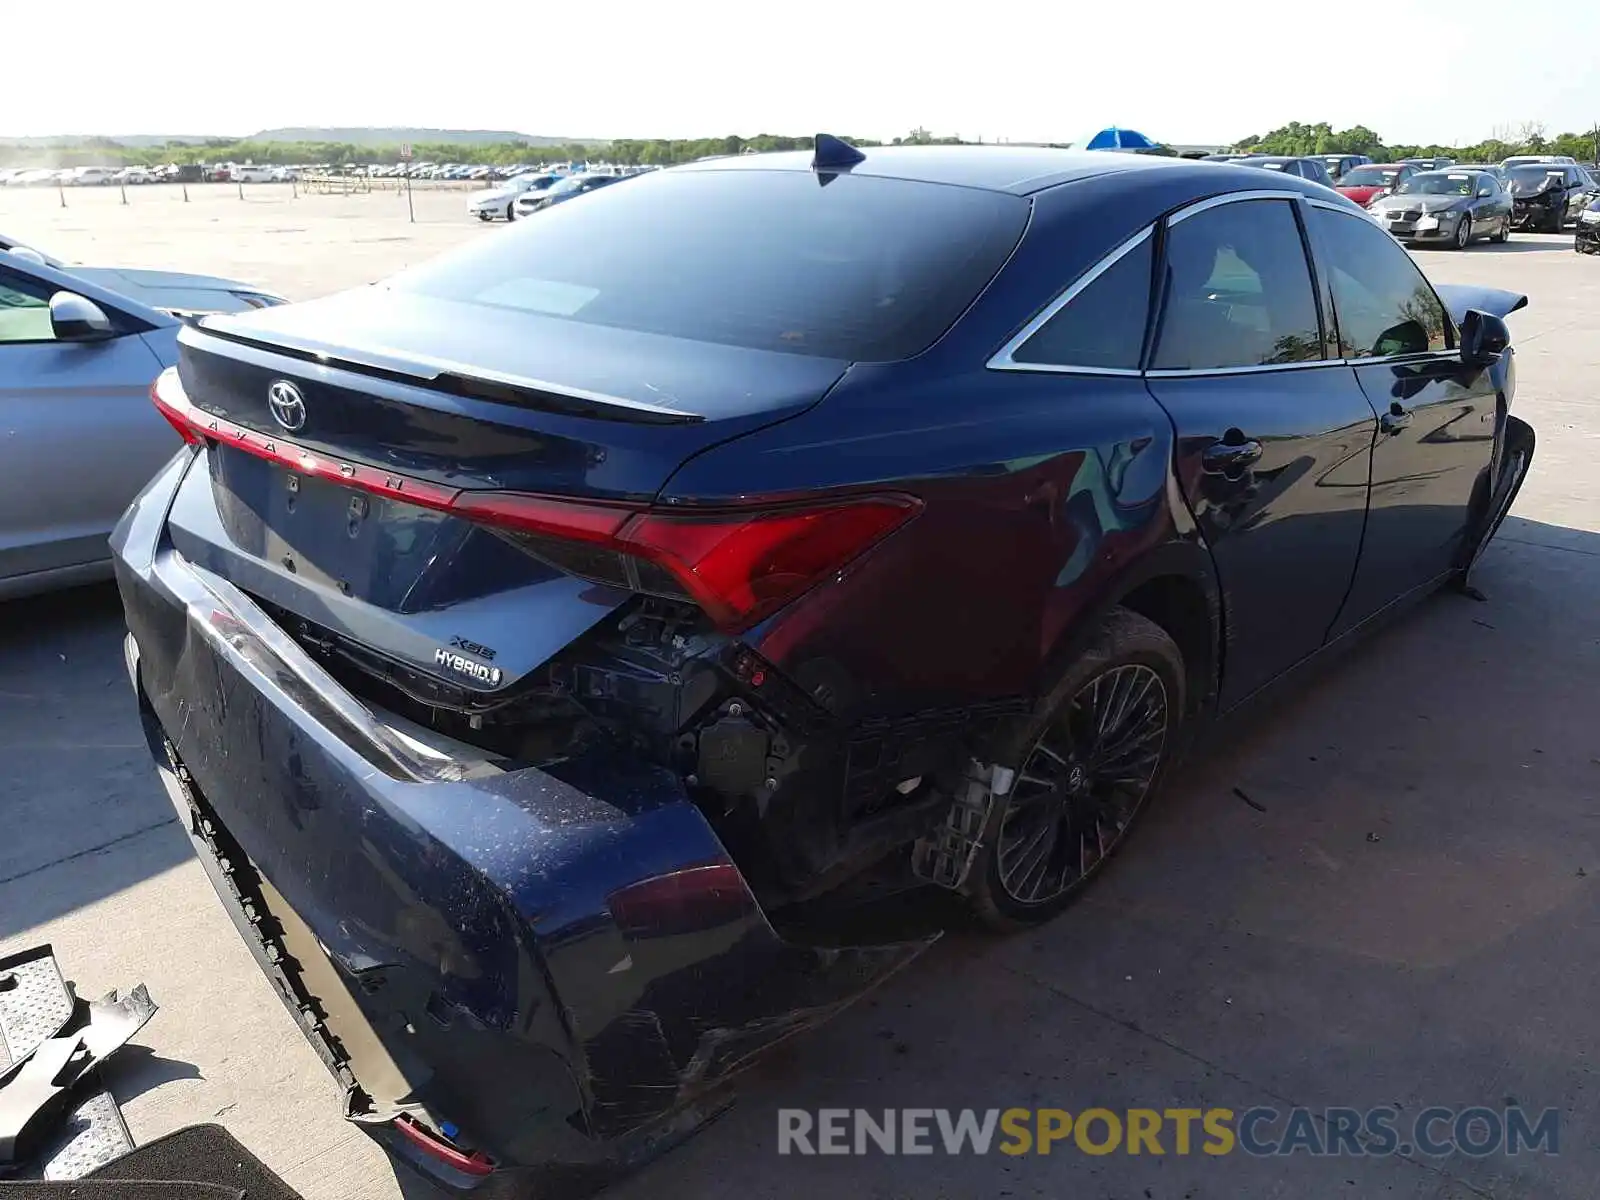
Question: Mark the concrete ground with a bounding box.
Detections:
[2,191,1598,1199]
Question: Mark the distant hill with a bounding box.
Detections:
[0,128,604,148]
[250,127,603,147]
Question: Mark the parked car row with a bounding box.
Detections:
[1327,155,1600,241]
[467,168,641,221]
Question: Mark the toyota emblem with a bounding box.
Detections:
[266,379,307,432]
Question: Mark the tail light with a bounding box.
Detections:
[606,861,756,939]
[152,378,203,445]
[392,1114,494,1178]
[150,368,920,631]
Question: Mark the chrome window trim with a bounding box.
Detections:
[986,225,1153,374]
[1146,359,1344,379]
[987,189,1463,381]
[1167,188,1308,224]
[1307,196,1373,215]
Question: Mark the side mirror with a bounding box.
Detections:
[49,291,114,342]
[1459,309,1510,367]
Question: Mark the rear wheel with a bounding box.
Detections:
[966,609,1185,929]
[506,201,516,221]
[1492,213,1510,243]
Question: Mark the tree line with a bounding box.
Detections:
[6,121,1597,171]
[1232,120,1600,163]
[0,132,939,170]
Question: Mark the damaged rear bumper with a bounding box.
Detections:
[110,454,929,1194]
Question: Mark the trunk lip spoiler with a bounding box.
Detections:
[183,321,707,426]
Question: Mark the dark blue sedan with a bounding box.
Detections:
[116,139,1534,1193]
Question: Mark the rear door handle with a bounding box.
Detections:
[1201,437,1263,474]
[1380,404,1413,435]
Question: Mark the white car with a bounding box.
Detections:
[230,165,275,183]
[72,167,116,186]
[466,174,554,222]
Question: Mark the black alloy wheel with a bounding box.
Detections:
[967,608,1186,928]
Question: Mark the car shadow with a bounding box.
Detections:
[0,582,188,941]
[614,514,1600,1200]
[1472,235,1578,252]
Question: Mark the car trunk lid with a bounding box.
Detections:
[157,301,850,699]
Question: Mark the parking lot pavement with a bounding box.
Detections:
[2,182,490,299]
[2,223,1597,1199]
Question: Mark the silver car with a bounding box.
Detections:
[0,240,286,598]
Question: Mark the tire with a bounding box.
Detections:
[1548,206,1565,234]
[965,608,1186,929]
[506,201,516,222]
[1453,214,1472,250]
[476,211,492,222]
[1492,214,1510,243]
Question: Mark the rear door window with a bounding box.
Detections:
[1151,199,1324,371]
[392,169,1029,362]
[1008,233,1153,370]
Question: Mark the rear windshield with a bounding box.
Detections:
[1341,167,1399,186]
[389,167,1028,361]
[1508,166,1565,184]
[1396,173,1475,195]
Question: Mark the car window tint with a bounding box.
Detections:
[392,169,1029,361]
[1309,207,1451,357]
[0,271,55,344]
[1011,233,1153,369]
[1152,199,1323,370]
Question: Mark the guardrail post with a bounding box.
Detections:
[120,181,128,206]
[238,180,244,201]
[58,181,67,208]
[182,182,189,202]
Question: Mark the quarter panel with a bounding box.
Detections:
[663,367,1189,717]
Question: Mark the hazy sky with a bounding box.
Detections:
[8,0,1596,146]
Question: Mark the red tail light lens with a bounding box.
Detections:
[392,1114,495,1178]
[151,368,920,630]
[152,376,202,445]
[606,861,756,939]
[616,499,919,629]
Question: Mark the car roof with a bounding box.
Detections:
[671,144,1247,196]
